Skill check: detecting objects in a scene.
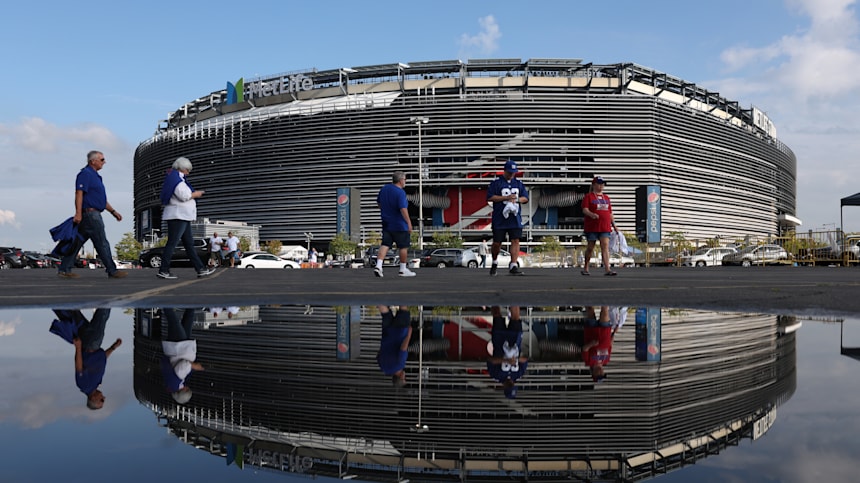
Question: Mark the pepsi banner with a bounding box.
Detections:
[635,185,662,243]
[336,187,361,239]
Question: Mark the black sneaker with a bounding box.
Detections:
[509,265,525,276]
[157,272,178,280]
[197,267,216,278]
[489,265,498,276]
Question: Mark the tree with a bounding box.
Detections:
[534,235,564,266]
[239,236,251,253]
[115,232,143,262]
[329,233,359,259]
[430,230,464,248]
[365,230,381,247]
[263,240,282,255]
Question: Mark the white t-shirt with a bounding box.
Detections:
[210,236,224,251]
[226,236,239,252]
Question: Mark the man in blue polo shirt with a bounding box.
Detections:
[57,150,126,279]
[73,308,122,410]
[486,159,529,276]
[374,170,416,278]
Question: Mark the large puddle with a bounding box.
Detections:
[1,304,858,482]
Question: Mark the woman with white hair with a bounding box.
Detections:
[157,157,216,279]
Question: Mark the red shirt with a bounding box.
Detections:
[582,192,613,233]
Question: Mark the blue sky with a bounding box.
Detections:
[2,0,860,252]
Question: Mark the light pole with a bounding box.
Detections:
[409,116,429,249]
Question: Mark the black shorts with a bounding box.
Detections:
[381,230,411,249]
[493,228,522,244]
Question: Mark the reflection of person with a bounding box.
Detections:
[58,150,127,279]
[581,176,619,276]
[487,306,528,398]
[72,308,121,410]
[487,160,528,276]
[157,157,216,280]
[225,232,240,268]
[478,237,489,268]
[209,232,225,267]
[374,171,416,278]
[160,308,204,404]
[376,305,412,387]
[583,306,615,383]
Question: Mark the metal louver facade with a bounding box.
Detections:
[134,59,797,246]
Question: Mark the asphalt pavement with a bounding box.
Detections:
[2,265,859,316]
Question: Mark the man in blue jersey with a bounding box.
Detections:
[58,150,127,279]
[374,170,416,277]
[486,160,528,276]
[487,305,528,399]
[376,305,413,387]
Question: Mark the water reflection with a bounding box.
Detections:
[50,308,122,410]
[131,305,798,482]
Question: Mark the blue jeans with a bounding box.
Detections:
[161,219,205,273]
[164,308,195,341]
[59,211,117,275]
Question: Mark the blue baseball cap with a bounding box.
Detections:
[592,176,606,184]
[504,160,519,173]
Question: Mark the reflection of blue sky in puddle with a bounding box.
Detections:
[0,306,858,483]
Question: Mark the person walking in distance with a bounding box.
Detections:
[57,150,127,279]
[486,159,528,276]
[581,176,619,276]
[374,170,416,278]
[209,232,224,268]
[478,237,489,268]
[224,232,240,268]
[156,157,215,279]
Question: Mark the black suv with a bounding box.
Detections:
[419,248,465,268]
[0,247,26,269]
[363,246,398,268]
[138,238,210,269]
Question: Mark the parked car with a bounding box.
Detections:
[237,253,301,269]
[463,246,518,268]
[23,251,52,268]
[721,244,789,266]
[681,247,738,267]
[588,253,636,267]
[362,246,397,268]
[0,247,26,269]
[420,248,466,268]
[138,238,211,269]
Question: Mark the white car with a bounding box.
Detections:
[237,253,301,269]
[464,246,518,268]
[588,253,635,267]
[681,247,738,267]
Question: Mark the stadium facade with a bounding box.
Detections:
[133,58,799,248]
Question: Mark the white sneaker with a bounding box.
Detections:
[373,267,384,278]
[399,268,417,277]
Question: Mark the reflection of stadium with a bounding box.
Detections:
[133,306,797,482]
[133,59,797,246]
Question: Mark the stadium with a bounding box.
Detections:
[133,58,799,249]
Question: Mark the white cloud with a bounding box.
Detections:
[0,117,134,250]
[0,317,21,336]
[0,209,18,227]
[459,15,502,58]
[712,0,860,230]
